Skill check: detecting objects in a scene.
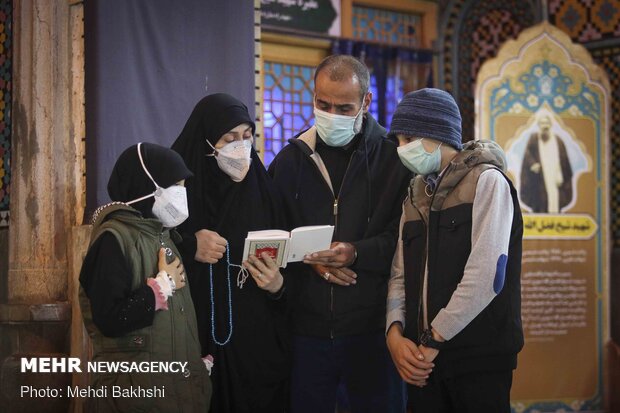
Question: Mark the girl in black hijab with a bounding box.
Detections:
[79,143,211,412]
[172,94,289,413]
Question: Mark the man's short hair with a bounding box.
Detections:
[314,55,370,101]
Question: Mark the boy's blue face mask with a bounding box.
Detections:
[397,139,442,176]
[313,106,363,147]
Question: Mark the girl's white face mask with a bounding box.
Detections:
[126,143,189,228]
[207,139,252,182]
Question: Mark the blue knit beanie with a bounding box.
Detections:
[389,88,463,150]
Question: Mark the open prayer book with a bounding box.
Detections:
[242,225,335,268]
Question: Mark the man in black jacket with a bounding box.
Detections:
[268,55,410,413]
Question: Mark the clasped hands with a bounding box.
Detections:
[303,242,357,286]
[386,323,441,388]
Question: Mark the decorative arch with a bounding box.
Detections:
[438,0,540,140]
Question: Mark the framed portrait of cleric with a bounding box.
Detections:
[476,22,610,413]
[506,107,589,215]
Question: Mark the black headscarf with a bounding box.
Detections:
[107,142,193,218]
[171,93,283,244]
[171,95,289,401]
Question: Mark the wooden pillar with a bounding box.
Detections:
[9,0,84,303]
[0,1,84,412]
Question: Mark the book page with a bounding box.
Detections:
[287,225,334,263]
[246,229,290,239]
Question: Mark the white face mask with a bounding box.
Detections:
[207,139,252,182]
[126,143,189,228]
[313,105,364,147]
[397,139,442,176]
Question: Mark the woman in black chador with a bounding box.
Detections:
[172,93,289,413]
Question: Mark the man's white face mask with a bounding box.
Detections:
[207,139,252,182]
[313,105,364,147]
[126,143,189,228]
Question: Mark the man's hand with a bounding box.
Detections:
[194,229,227,264]
[158,248,186,290]
[311,264,357,286]
[386,323,434,387]
[530,162,541,174]
[303,242,356,268]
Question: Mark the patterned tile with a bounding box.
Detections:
[456,0,536,141]
[550,0,620,42]
[592,47,620,245]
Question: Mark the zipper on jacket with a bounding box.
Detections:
[329,153,357,338]
[302,146,358,339]
[161,229,178,371]
[410,201,428,340]
[333,153,355,236]
[329,287,334,339]
[412,177,441,339]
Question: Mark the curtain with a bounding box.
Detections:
[332,40,434,128]
[85,0,256,214]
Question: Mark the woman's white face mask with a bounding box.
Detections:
[207,139,252,182]
[126,143,189,228]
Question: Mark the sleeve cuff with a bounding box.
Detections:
[267,285,286,300]
[386,309,406,335]
[350,239,372,269]
[431,309,463,341]
[147,278,169,311]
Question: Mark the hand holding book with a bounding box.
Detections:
[242,225,335,268]
[242,252,284,294]
[302,242,357,268]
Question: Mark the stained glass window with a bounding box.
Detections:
[352,6,422,48]
[349,5,428,128]
[262,61,315,166]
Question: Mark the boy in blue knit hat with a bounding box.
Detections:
[385,88,524,412]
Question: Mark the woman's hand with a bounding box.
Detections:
[194,229,227,264]
[158,248,186,290]
[243,252,284,294]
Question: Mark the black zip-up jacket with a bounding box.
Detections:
[268,114,411,338]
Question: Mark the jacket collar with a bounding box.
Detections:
[286,113,388,195]
[91,202,164,236]
[412,139,507,212]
